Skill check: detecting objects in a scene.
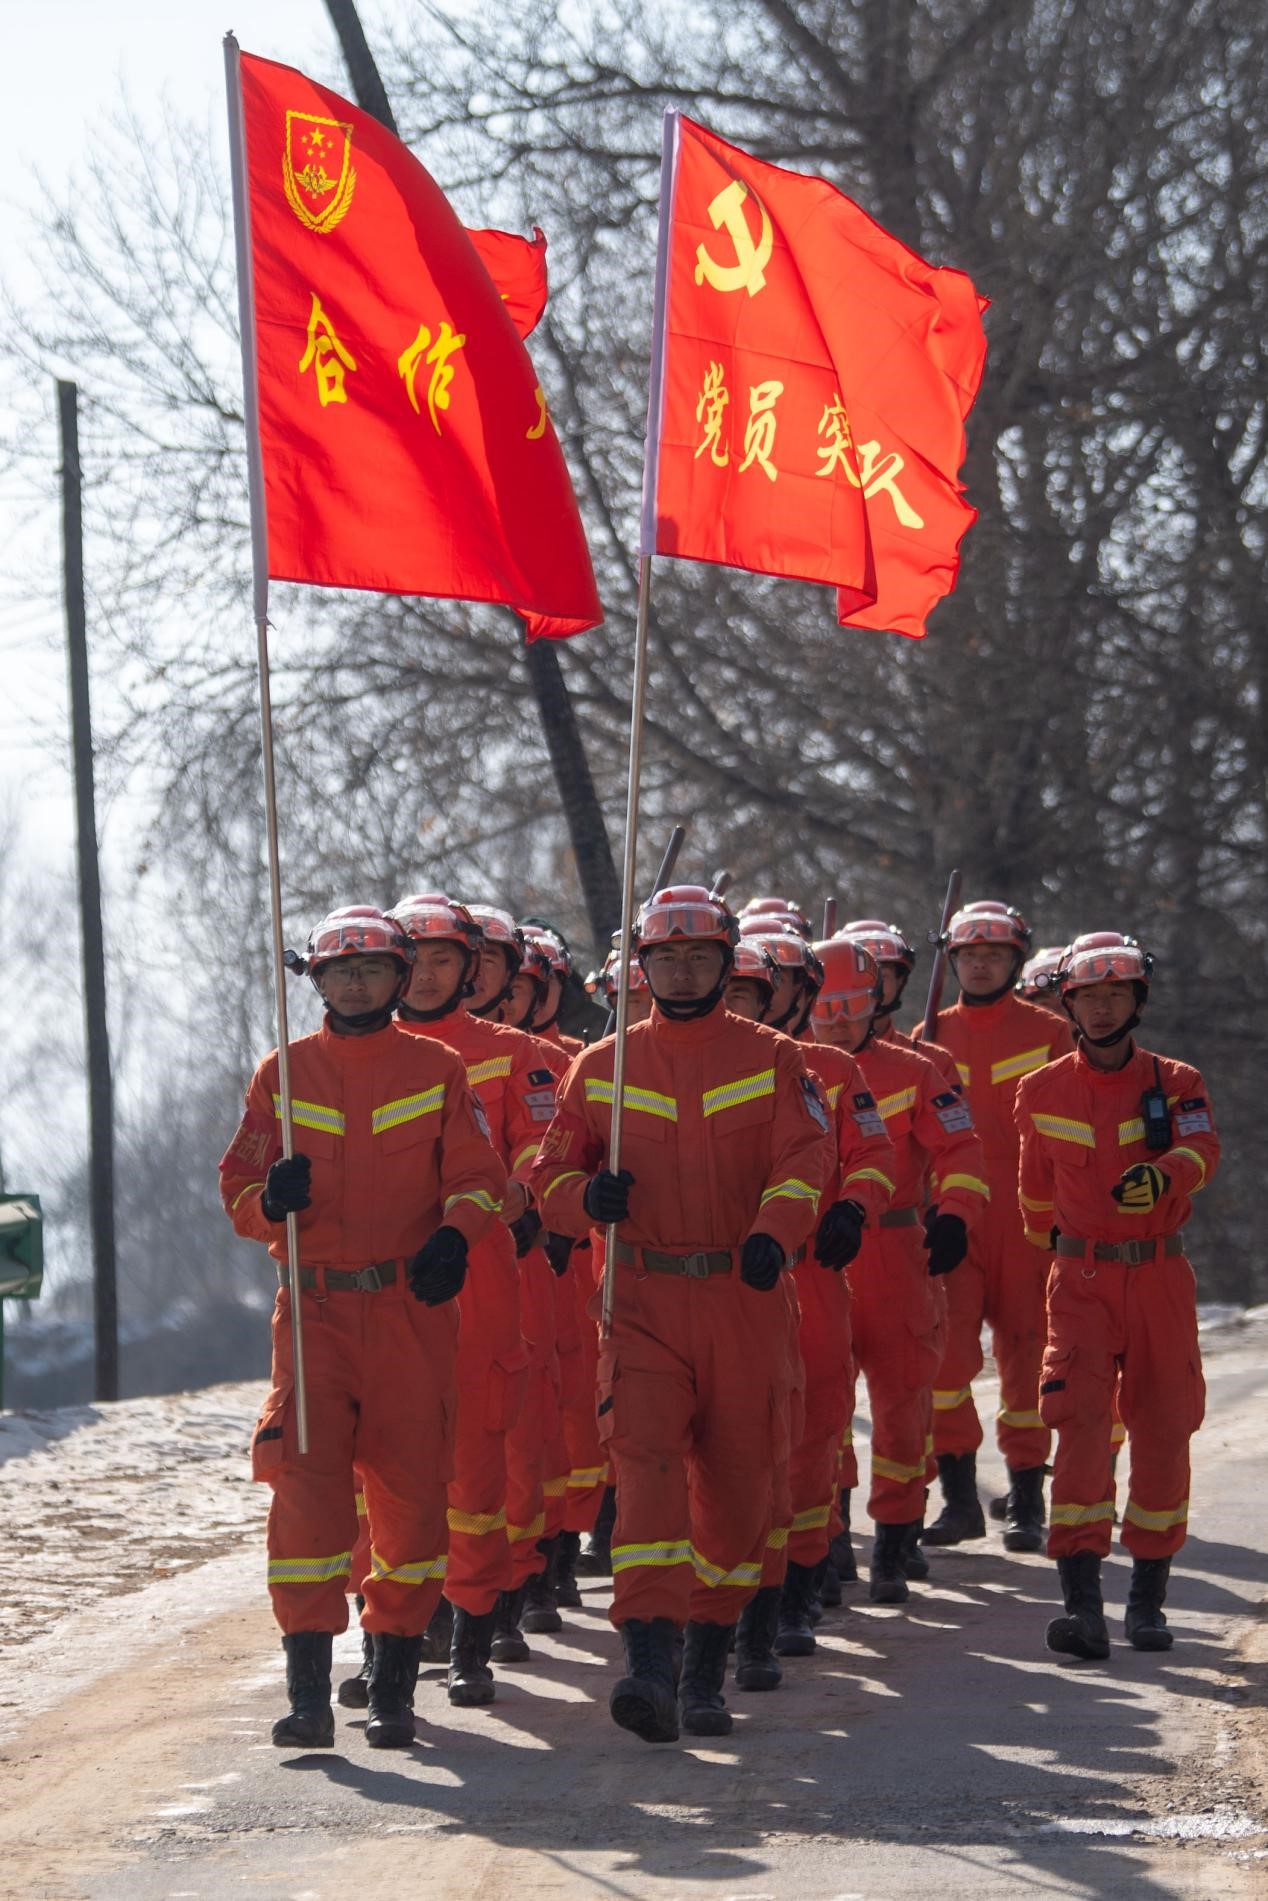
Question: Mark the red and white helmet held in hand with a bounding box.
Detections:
[305,905,415,977]
[945,901,1032,954]
[840,917,918,972]
[812,937,884,1027]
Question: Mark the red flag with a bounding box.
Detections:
[646,116,988,638]
[467,226,549,339]
[233,51,600,639]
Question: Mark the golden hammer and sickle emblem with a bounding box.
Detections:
[694,180,774,297]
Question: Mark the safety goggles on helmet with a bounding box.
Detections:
[635,885,740,950]
[466,904,525,974]
[1059,934,1153,993]
[738,896,813,939]
[306,906,415,974]
[387,892,482,948]
[812,938,883,1023]
[945,902,1032,954]
[840,918,917,971]
[586,951,648,1003]
[746,929,825,989]
[729,940,777,990]
[1017,946,1065,998]
[519,920,573,979]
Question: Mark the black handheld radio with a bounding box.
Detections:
[1140,1058,1172,1151]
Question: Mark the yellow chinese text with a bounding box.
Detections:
[297,292,357,407]
[398,320,467,434]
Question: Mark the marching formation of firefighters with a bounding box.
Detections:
[220,882,1219,1751]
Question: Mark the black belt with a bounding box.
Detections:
[1054,1234,1183,1266]
[878,1206,920,1230]
[277,1260,401,1293]
[613,1239,732,1279]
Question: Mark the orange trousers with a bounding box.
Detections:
[931,1199,1052,1470]
[1041,1251,1204,1559]
[561,1241,609,1534]
[845,1228,941,1523]
[600,1262,788,1629]
[445,1229,527,1615]
[504,1246,561,1584]
[784,1262,851,1567]
[252,1283,456,1636]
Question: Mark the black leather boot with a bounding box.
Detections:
[609,1617,680,1743]
[336,1596,373,1709]
[418,1592,454,1662]
[734,1587,783,1691]
[828,1488,858,1582]
[447,1606,498,1705]
[869,1521,913,1604]
[1125,1556,1174,1651]
[577,1485,615,1575]
[1002,1465,1047,1553]
[272,1631,335,1748]
[521,1540,563,1633]
[366,1632,423,1748]
[921,1454,987,1545]
[1046,1552,1110,1660]
[901,1521,930,1580]
[554,1530,583,1608]
[818,1558,842,1606]
[490,1587,532,1662]
[773,1560,819,1656]
[678,1620,734,1736]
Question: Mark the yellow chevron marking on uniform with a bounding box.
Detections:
[759,1177,819,1207]
[447,1507,507,1536]
[444,1189,503,1215]
[932,1386,973,1411]
[844,1166,897,1195]
[691,1547,762,1588]
[1050,1500,1115,1526]
[369,1549,447,1583]
[267,1550,351,1584]
[1033,1112,1096,1148]
[702,1068,777,1117]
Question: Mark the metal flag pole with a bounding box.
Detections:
[601,105,682,1338]
[224,34,309,1454]
[919,867,963,1046]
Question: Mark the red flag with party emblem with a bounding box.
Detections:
[229,48,600,640]
[643,114,988,638]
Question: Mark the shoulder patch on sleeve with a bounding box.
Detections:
[854,1091,875,1110]
[470,1097,491,1141]
[528,1068,555,1087]
[850,1091,886,1140]
[1179,1097,1206,1112]
[800,1074,829,1133]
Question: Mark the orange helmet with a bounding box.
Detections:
[812,938,883,1026]
[587,949,649,1004]
[1017,945,1065,999]
[945,901,1031,954]
[466,904,525,973]
[388,892,482,950]
[519,920,573,980]
[729,939,778,993]
[306,905,414,976]
[738,896,813,939]
[634,885,740,950]
[1058,932,1153,994]
[840,917,917,972]
[747,928,825,989]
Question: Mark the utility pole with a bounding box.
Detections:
[58,379,118,1402]
[321,0,622,947]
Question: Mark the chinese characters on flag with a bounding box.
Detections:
[645,116,988,638]
[234,52,600,639]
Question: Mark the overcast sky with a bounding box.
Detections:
[2,0,401,857]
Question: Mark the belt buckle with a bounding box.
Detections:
[681,1251,713,1279]
[355,1262,385,1292]
[1122,1239,1148,1267]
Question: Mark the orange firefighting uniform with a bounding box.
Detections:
[841,1038,989,1522]
[398,1010,557,1612]
[1017,1044,1218,1559]
[778,1038,896,1571]
[220,1020,505,1636]
[930,994,1072,1467]
[530,1007,834,1629]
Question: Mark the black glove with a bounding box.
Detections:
[583,1168,634,1224]
[407,1226,468,1306]
[261,1153,311,1223]
[924,1209,968,1277]
[509,1207,543,1259]
[544,1231,574,1277]
[740,1232,786,1292]
[1111,1162,1170,1213]
[814,1198,866,1271]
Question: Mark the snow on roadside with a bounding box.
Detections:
[0,1382,267,1651]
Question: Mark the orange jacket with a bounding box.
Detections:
[540,1023,585,1059]
[934,993,1073,1171]
[529,1007,834,1257]
[851,1035,989,1226]
[399,1010,557,1189]
[219,1019,506,1266]
[889,1023,961,1093]
[795,1034,896,1221]
[1016,1042,1219,1246]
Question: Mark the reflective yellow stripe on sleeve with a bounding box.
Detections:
[230,1180,265,1212]
[273,1095,345,1136]
[938,1172,990,1200]
[540,1169,586,1205]
[991,1047,1052,1086]
[1032,1112,1096,1149]
[876,1086,917,1121]
[1168,1146,1207,1190]
[466,1056,513,1087]
[956,1062,972,1087]
[584,1078,678,1121]
[843,1166,897,1197]
[371,1085,445,1134]
[512,1143,540,1172]
[1118,1116,1145,1145]
[702,1069,776,1116]
[1020,1191,1054,1213]
[758,1177,820,1209]
[444,1189,503,1216]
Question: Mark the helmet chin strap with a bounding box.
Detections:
[397,949,477,1025]
[955,951,1023,1008]
[767,973,813,1034]
[317,964,411,1035]
[645,947,733,1021]
[1064,985,1145,1049]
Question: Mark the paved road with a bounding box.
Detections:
[2,1320,1265,1900]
